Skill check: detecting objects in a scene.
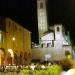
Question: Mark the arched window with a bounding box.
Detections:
[40,2,43,8]
[57,27,60,31]
[47,43,51,47]
[41,43,45,48]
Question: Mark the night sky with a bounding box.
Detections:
[0,0,75,44]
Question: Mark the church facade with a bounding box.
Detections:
[32,0,72,62]
[32,24,72,61]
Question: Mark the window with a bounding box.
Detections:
[9,21,11,28]
[57,27,60,31]
[40,2,43,8]
[52,40,54,47]
[47,43,51,47]
[41,44,43,48]
[41,43,45,48]
[15,25,17,31]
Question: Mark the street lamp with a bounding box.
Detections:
[12,37,16,64]
[12,37,15,41]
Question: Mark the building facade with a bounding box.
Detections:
[0,17,31,65]
[32,0,72,62]
[32,24,72,62]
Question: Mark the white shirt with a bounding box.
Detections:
[65,69,75,75]
[61,71,67,75]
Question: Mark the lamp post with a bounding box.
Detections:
[12,37,15,41]
[12,37,15,64]
[12,23,15,65]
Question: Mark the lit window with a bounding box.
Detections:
[40,25,45,30]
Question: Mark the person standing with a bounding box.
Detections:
[60,58,74,75]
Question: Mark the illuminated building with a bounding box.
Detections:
[0,17,31,65]
[37,0,48,43]
[32,0,72,62]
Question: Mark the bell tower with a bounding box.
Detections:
[37,0,48,43]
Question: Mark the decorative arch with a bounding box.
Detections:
[7,49,14,65]
[0,48,5,54]
[0,48,5,65]
[7,51,12,64]
[14,52,18,65]
[24,52,27,61]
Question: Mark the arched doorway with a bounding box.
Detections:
[0,48,5,65]
[7,52,12,65]
[7,49,14,65]
[14,53,18,65]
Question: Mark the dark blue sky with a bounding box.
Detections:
[0,0,75,44]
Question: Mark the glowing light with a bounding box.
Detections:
[12,37,15,41]
[67,55,71,59]
[8,49,14,57]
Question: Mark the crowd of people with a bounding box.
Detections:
[0,61,56,72]
[0,62,51,72]
[0,58,75,75]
